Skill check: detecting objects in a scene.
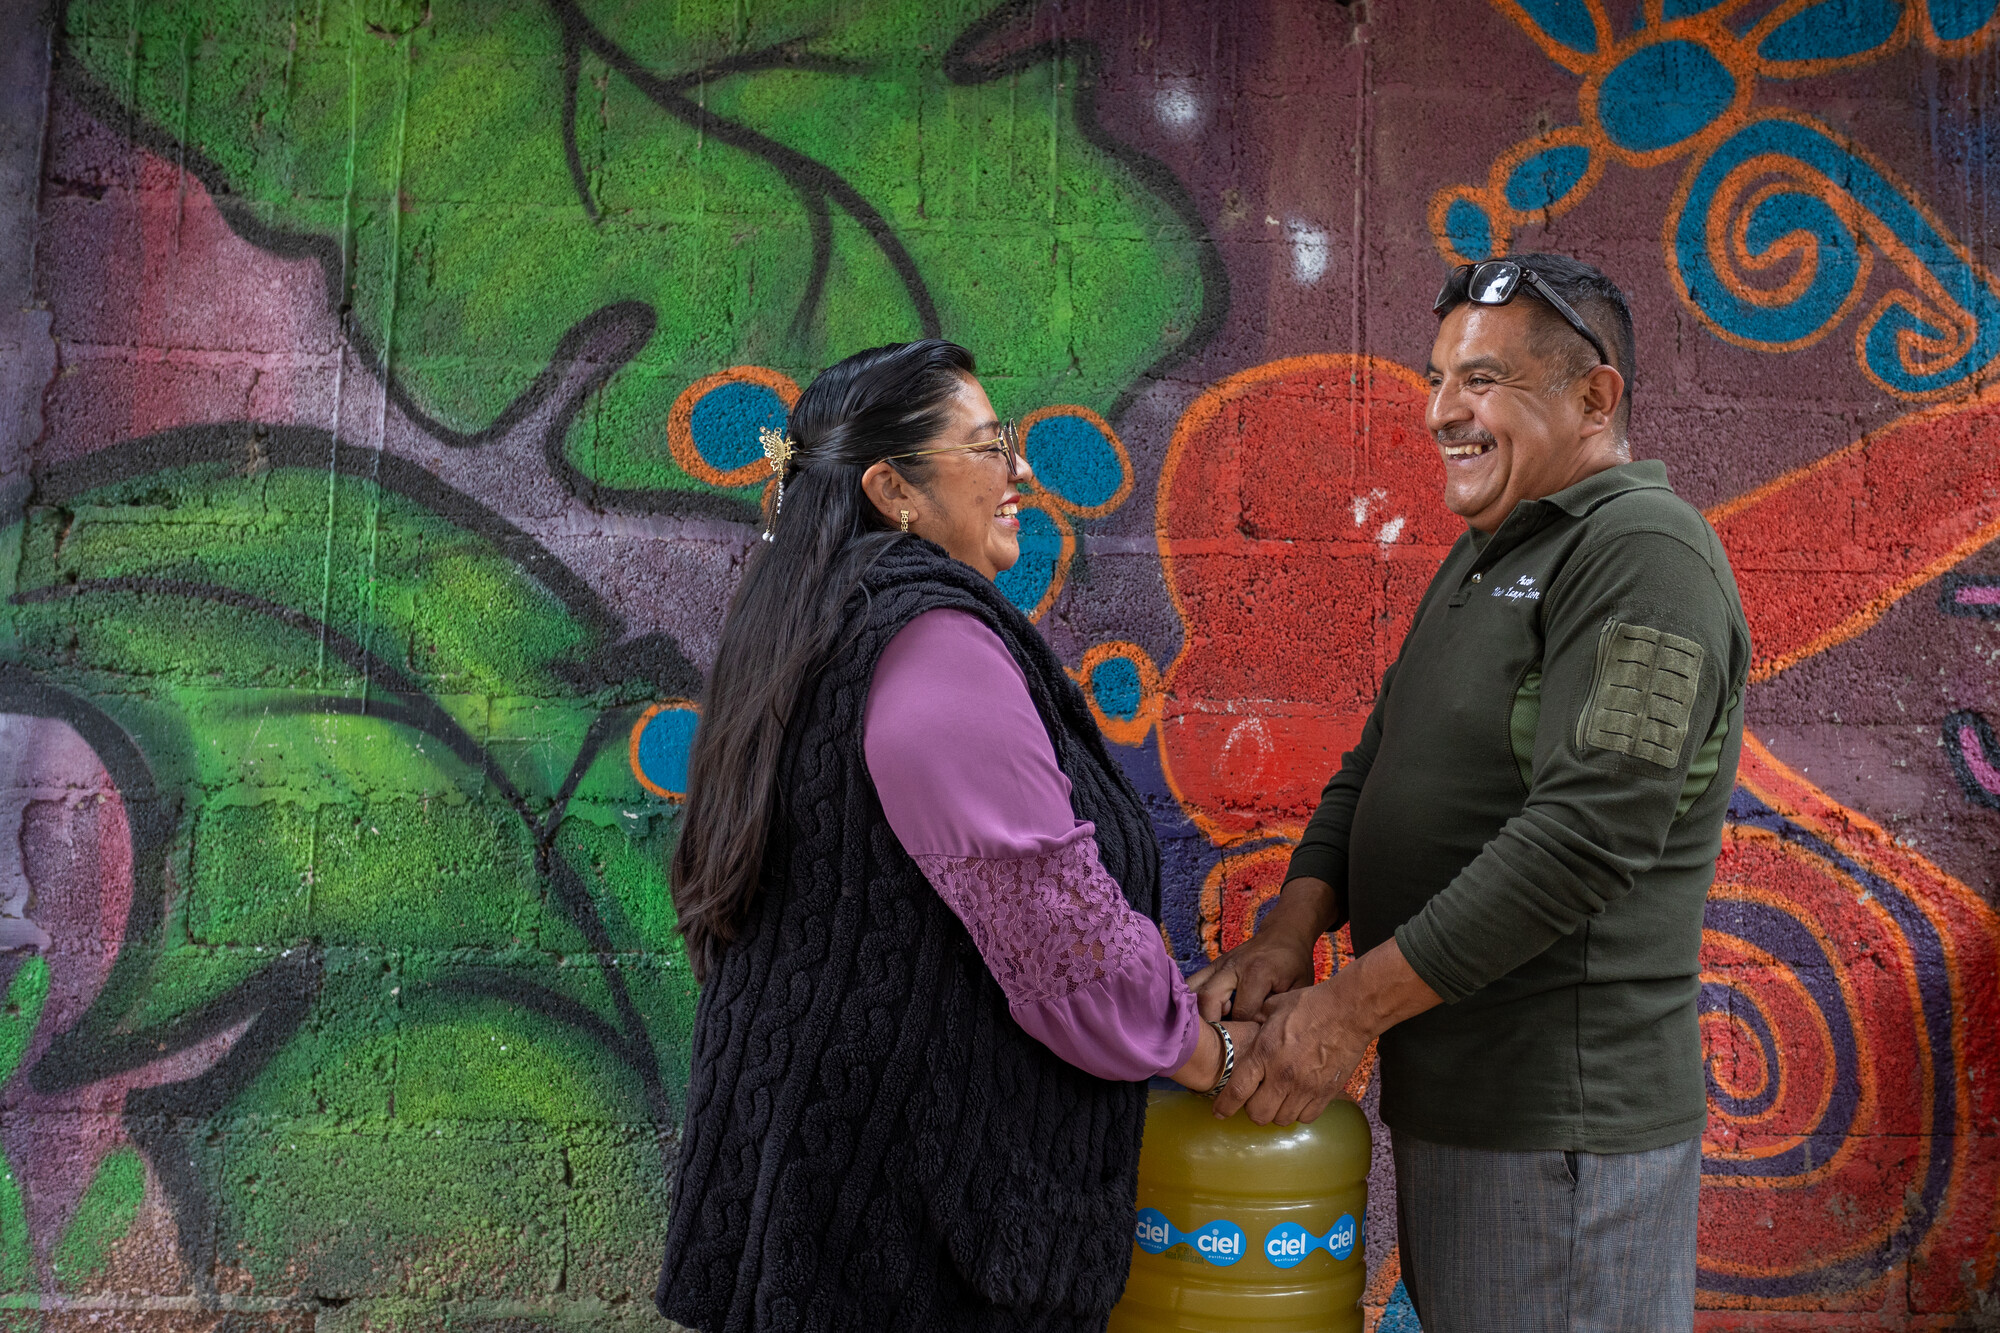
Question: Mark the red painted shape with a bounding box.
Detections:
[1706,392,2000,682]
[1155,355,1455,842]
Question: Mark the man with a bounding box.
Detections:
[1191,254,1750,1330]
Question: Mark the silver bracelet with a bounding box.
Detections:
[1203,1019,1235,1096]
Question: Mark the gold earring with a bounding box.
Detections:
[899,509,911,533]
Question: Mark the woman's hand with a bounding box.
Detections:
[1168,1018,1261,1093]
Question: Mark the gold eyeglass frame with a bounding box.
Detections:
[890,420,1025,476]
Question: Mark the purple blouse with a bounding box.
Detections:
[864,608,1201,1082]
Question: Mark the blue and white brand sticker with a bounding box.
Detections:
[1133,1207,1247,1266]
[1262,1213,1360,1267]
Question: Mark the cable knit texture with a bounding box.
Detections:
[912,840,1161,1007]
[656,539,1162,1333]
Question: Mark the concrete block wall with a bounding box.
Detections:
[0,0,1994,1328]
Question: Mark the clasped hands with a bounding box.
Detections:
[1180,876,1442,1125]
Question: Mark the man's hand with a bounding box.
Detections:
[1187,876,1340,1022]
[1212,977,1370,1123]
[1212,937,1444,1124]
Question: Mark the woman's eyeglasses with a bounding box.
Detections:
[891,420,1025,476]
[1434,260,1610,369]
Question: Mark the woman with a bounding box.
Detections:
[657,340,1252,1333]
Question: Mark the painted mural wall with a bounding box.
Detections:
[1,0,1995,1328]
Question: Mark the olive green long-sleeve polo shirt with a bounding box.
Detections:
[1286,460,1751,1153]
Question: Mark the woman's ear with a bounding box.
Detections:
[860,460,918,528]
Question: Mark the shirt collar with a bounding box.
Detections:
[1462,459,1673,564]
[1540,458,1672,517]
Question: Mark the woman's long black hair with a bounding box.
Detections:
[670,339,976,981]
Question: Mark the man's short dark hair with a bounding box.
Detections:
[1507,252,1636,436]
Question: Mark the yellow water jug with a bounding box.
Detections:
[1108,1089,1371,1333]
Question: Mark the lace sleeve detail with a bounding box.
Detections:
[911,834,1166,1007]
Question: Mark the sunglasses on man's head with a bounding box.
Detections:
[1434,260,1611,369]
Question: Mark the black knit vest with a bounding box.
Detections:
[656,540,1161,1333]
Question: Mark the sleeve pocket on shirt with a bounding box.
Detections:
[1576,621,1706,768]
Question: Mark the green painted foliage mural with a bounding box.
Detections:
[1,429,697,1300]
[61,0,1207,503]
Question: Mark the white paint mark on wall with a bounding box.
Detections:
[1377,516,1406,544]
[1156,82,1200,131]
[1216,714,1275,784]
[1352,487,1387,526]
[1289,221,1330,285]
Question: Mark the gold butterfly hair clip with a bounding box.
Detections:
[759,426,795,542]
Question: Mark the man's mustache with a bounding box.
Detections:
[1433,425,1497,445]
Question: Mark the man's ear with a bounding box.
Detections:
[860,460,917,527]
[1578,363,1625,440]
